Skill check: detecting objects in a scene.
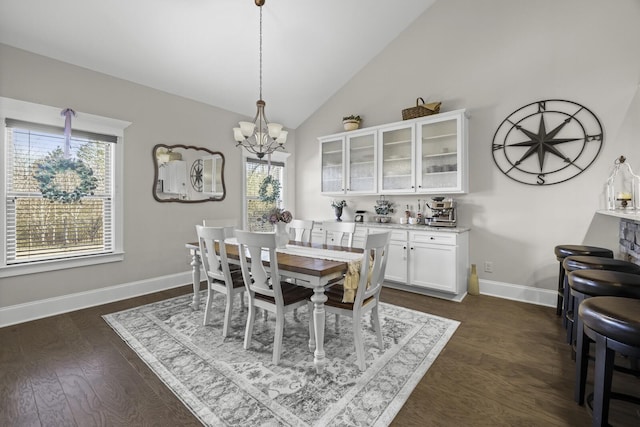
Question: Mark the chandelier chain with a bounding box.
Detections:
[259,4,263,101]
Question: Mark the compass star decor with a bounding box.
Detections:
[492,99,604,185]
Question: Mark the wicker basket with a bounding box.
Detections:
[402,98,441,120]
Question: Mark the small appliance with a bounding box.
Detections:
[354,210,365,223]
[425,197,457,227]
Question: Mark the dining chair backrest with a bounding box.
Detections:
[288,219,314,243]
[354,231,391,305]
[235,230,285,305]
[195,224,234,284]
[322,221,356,247]
[202,218,239,237]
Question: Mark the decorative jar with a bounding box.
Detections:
[606,156,639,210]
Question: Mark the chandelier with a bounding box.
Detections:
[233,0,287,159]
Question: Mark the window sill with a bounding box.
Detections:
[0,251,125,278]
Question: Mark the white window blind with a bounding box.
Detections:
[5,120,115,264]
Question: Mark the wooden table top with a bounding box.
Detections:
[189,240,362,278]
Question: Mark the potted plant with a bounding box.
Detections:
[342,115,361,131]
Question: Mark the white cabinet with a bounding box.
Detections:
[320,109,468,195]
[408,230,469,295]
[202,155,223,197]
[158,160,187,195]
[384,230,409,283]
[320,137,344,194]
[415,111,468,194]
[379,122,415,193]
[320,129,378,195]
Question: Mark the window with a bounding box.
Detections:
[243,155,288,232]
[1,98,130,277]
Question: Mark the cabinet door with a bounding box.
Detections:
[320,137,345,194]
[379,123,415,193]
[346,130,377,194]
[164,160,187,195]
[386,239,408,282]
[409,242,457,293]
[202,155,223,196]
[416,111,468,194]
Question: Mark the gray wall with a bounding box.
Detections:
[0,44,259,308]
[294,0,640,291]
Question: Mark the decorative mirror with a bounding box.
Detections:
[152,144,226,202]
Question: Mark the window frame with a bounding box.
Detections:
[242,151,291,231]
[0,97,131,278]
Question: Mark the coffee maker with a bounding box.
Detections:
[425,197,457,227]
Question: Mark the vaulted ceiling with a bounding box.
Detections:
[0,0,437,128]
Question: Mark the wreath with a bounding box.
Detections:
[33,150,98,204]
[258,175,281,203]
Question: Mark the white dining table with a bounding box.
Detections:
[185,239,363,374]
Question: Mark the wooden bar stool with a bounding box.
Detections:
[554,245,613,318]
[562,256,640,346]
[570,270,640,406]
[577,297,640,426]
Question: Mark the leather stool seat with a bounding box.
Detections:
[576,297,640,426]
[569,270,640,299]
[553,245,613,318]
[563,256,640,274]
[555,245,614,262]
[562,256,640,345]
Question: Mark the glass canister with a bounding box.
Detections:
[606,156,640,210]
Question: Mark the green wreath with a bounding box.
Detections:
[33,150,98,204]
[258,175,281,203]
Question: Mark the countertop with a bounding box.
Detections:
[313,219,469,233]
[597,209,640,222]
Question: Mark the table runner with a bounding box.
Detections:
[278,245,363,303]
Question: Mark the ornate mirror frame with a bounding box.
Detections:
[152,144,226,203]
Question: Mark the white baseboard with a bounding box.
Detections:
[479,279,556,308]
[0,271,195,328]
[0,273,556,328]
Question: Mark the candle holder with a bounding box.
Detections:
[606,156,639,210]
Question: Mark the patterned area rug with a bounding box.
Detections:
[103,292,459,426]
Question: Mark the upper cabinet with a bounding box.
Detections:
[415,111,468,194]
[320,129,378,195]
[320,109,468,195]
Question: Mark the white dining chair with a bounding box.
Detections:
[196,225,245,337]
[309,231,391,371]
[235,230,314,365]
[322,221,356,247]
[287,219,314,243]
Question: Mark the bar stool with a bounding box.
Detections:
[571,270,640,407]
[562,256,640,345]
[577,297,640,426]
[554,245,613,318]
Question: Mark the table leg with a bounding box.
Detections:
[190,249,202,310]
[311,286,328,374]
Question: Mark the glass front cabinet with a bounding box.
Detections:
[320,129,377,195]
[415,110,467,194]
[320,109,467,195]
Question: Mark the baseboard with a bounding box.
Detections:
[479,279,556,308]
[0,273,556,328]
[0,271,195,328]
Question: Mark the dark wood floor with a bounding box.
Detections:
[1,285,638,426]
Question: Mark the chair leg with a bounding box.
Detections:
[372,304,383,350]
[353,315,365,371]
[222,291,233,338]
[592,334,615,427]
[308,302,315,352]
[244,303,256,350]
[574,312,590,405]
[556,261,564,316]
[273,311,285,365]
[203,288,214,326]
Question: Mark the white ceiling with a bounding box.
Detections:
[0,0,437,128]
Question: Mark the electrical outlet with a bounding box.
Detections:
[484,261,493,273]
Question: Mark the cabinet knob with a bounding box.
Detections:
[403,246,407,250]
[430,237,435,240]
[411,185,415,189]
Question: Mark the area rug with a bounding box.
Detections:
[103,291,459,426]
